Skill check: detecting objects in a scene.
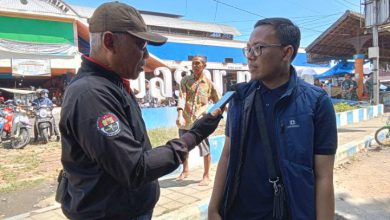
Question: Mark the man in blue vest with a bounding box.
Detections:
[208,18,337,220]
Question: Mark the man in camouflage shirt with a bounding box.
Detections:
[176,56,220,185]
[350,76,359,101]
[365,73,374,102]
[341,74,354,100]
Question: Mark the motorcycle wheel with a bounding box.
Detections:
[42,128,49,144]
[11,128,30,149]
[375,126,390,146]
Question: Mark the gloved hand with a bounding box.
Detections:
[188,111,223,145]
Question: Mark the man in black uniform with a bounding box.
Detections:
[57,2,222,220]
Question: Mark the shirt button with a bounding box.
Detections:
[266,103,270,107]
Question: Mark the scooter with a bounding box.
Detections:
[0,102,31,149]
[34,105,57,144]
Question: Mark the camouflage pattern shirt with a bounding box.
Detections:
[177,74,220,130]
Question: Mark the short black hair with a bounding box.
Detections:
[254,18,301,61]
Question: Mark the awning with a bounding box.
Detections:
[0,87,36,94]
[305,10,390,63]
[0,38,78,59]
[0,15,78,59]
[314,61,354,78]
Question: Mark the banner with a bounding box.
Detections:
[0,38,78,58]
[12,59,51,76]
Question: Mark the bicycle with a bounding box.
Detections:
[375,117,390,146]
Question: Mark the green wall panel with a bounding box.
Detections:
[0,16,74,44]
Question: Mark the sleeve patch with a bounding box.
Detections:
[96,113,121,136]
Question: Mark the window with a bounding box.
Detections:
[225,58,233,63]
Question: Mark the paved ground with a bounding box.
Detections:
[335,147,390,220]
[5,115,390,220]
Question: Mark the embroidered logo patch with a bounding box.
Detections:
[286,119,300,129]
[97,113,121,136]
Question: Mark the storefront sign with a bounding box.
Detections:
[130,67,251,99]
[40,0,69,13]
[12,59,51,76]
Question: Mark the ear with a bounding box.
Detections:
[283,45,294,61]
[102,32,115,52]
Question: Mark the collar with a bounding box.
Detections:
[233,65,298,101]
[259,80,289,96]
[121,78,131,94]
[83,56,132,91]
[190,72,207,82]
[78,57,133,95]
[80,55,122,84]
[83,55,114,72]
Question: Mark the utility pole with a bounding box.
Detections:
[372,0,380,104]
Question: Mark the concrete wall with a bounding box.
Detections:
[336,104,384,128]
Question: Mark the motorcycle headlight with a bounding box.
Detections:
[39,109,48,118]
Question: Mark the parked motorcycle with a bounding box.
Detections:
[0,101,31,149]
[34,105,57,144]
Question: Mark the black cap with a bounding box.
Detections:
[88,2,167,46]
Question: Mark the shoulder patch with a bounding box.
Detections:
[96,113,121,136]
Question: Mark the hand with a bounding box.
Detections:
[176,115,186,127]
[188,109,222,144]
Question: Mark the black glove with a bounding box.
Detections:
[188,113,223,145]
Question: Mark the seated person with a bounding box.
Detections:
[32,89,53,107]
[32,89,60,141]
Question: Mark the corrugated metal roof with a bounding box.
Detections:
[164,35,246,48]
[70,5,241,36]
[0,0,78,16]
[142,14,240,36]
[0,2,240,36]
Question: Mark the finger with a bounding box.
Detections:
[210,108,222,117]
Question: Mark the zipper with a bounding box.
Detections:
[280,123,289,159]
[273,95,291,219]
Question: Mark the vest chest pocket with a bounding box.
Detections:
[280,113,314,167]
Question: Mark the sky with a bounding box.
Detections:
[65,0,362,48]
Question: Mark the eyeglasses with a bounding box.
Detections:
[131,35,147,51]
[242,43,283,57]
[111,32,147,51]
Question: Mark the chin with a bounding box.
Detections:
[250,72,264,81]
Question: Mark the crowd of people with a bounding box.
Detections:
[54,2,337,220]
[313,73,375,102]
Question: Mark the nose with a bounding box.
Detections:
[246,52,256,61]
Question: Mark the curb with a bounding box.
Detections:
[4,204,60,220]
[336,104,383,128]
[335,133,375,166]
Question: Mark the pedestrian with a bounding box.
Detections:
[365,73,374,102]
[314,78,323,88]
[176,56,220,186]
[341,73,353,100]
[208,18,337,220]
[57,2,223,220]
[141,80,158,107]
[350,75,359,101]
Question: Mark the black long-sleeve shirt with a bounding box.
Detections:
[59,56,194,219]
